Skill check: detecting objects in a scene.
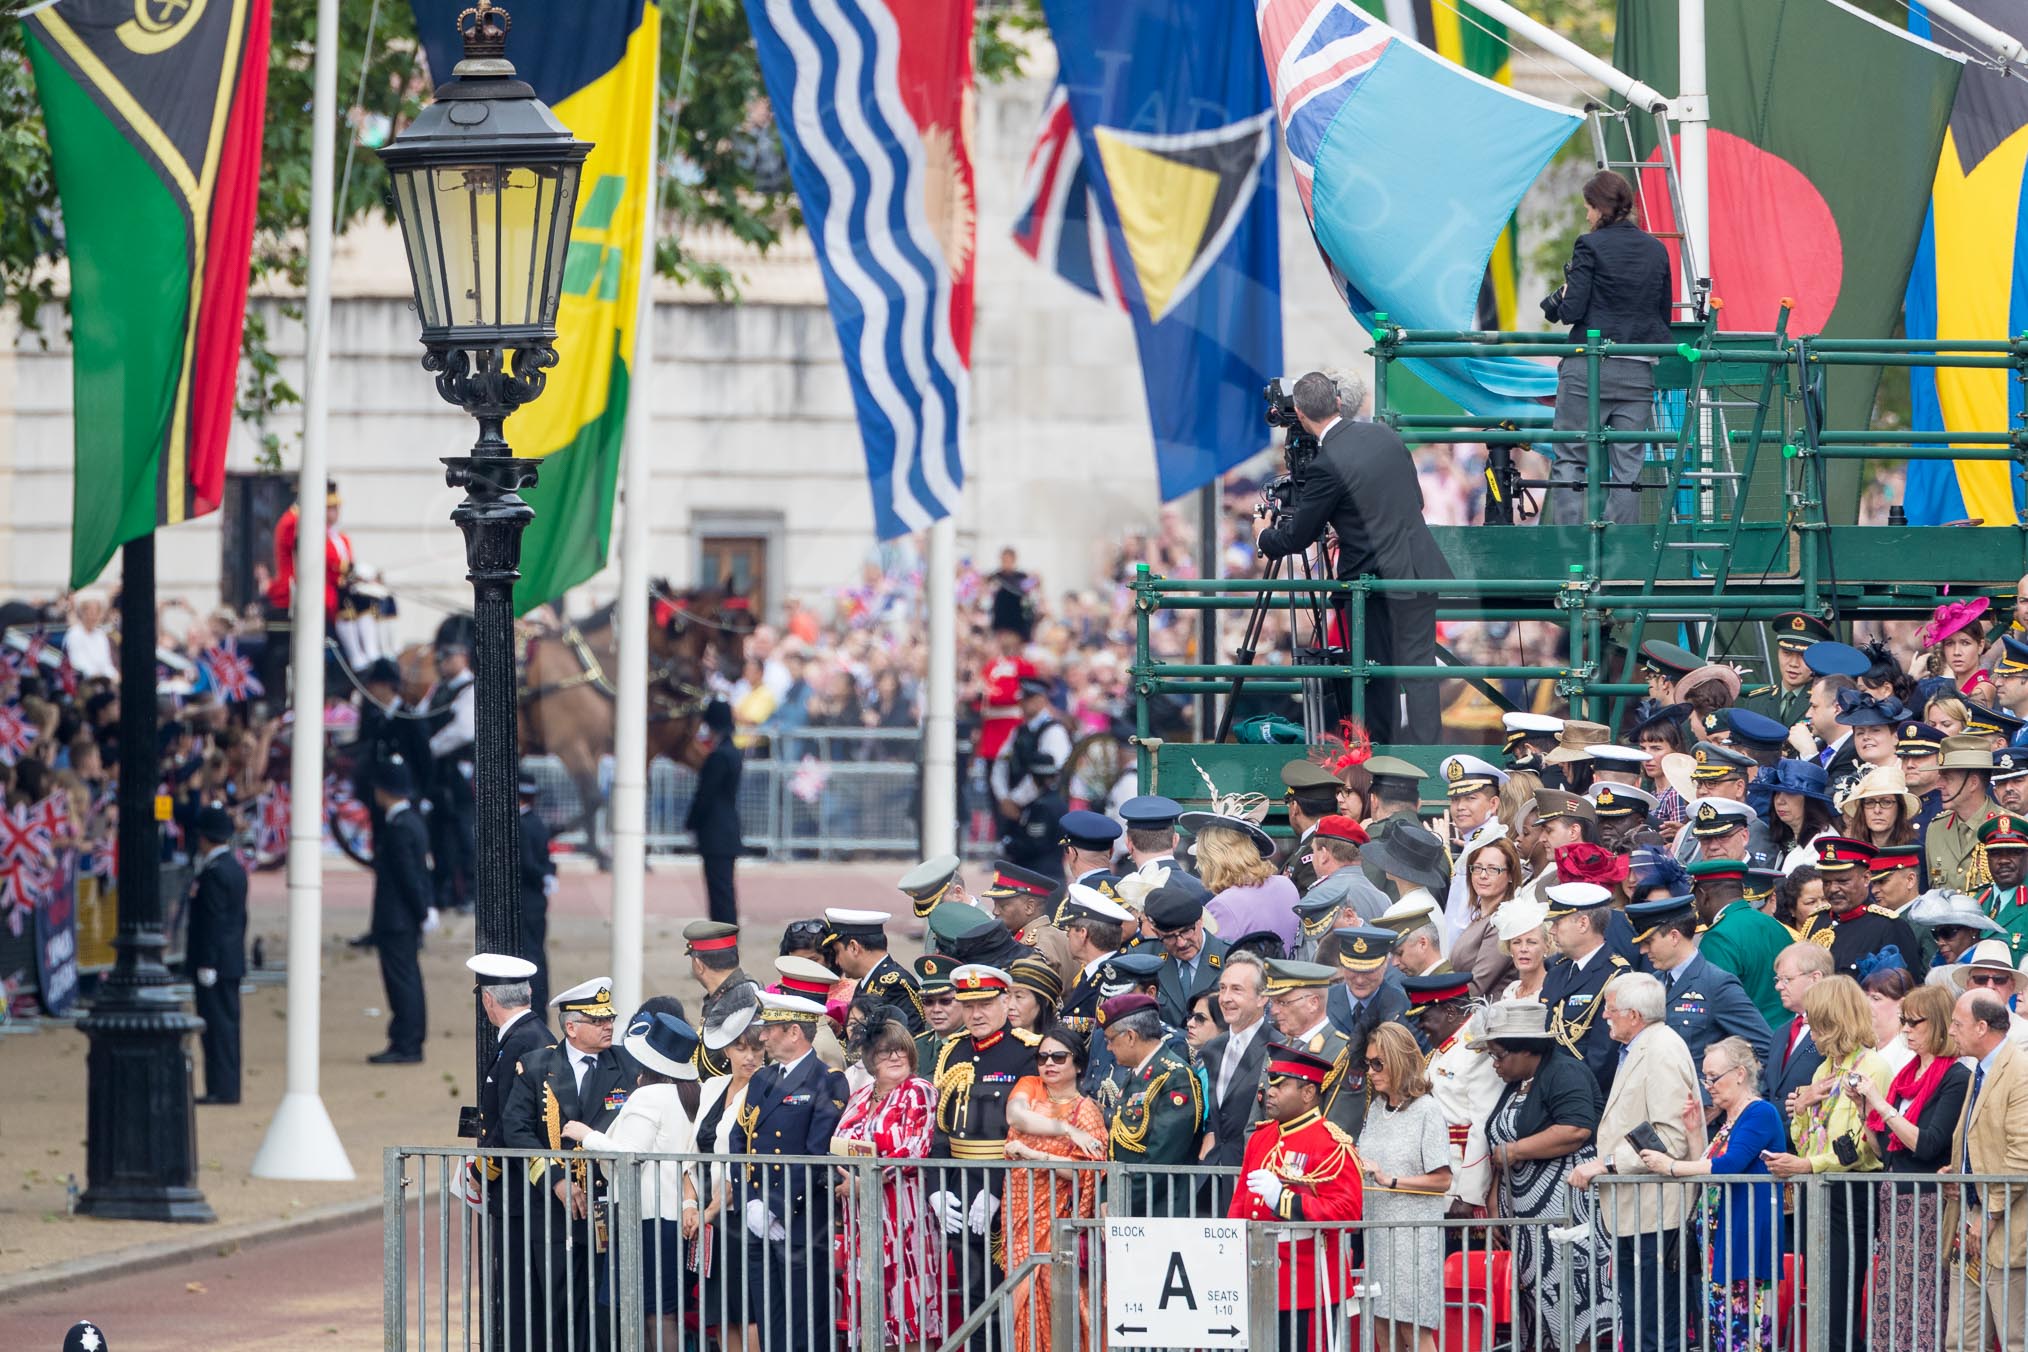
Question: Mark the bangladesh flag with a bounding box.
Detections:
[24,0,272,588]
[1615,0,1962,505]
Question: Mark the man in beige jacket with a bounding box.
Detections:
[1948,988,2028,1352]
[1569,970,1701,1352]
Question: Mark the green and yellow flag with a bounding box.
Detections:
[411,0,661,613]
[24,0,274,587]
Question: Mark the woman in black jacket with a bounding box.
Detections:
[1541,170,1673,527]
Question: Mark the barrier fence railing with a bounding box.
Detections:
[386,1146,2028,1352]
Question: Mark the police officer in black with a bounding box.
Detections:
[467,953,549,1352]
[990,676,1072,844]
[423,619,477,912]
[687,699,744,927]
[516,766,554,1012]
[1540,883,1634,1098]
[929,964,1041,1352]
[187,804,248,1104]
[740,990,849,1350]
[1002,753,1069,880]
[368,756,431,1064]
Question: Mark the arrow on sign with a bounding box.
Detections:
[1208,1328,1241,1338]
[1114,1326,1147,1336]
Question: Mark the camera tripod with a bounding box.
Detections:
[1212,531,1335,744]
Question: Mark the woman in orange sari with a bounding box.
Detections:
[1002,1023,1107,1352]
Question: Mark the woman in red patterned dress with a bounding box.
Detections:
[832,1016,945,1349]
[1002,1024,1108,1352]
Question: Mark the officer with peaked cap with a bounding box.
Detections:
[1281,759,1344,895]
[1686,858,1791,1030]
[1325,923,1410,1060]
[1539,884,1635,1097]
[1976,812,2028,962]
[822,908,924,1031]
[927,898,1033,970]
[928,964,1040,1332]
[1926,734,2003,895]
[501,976,628,1351]
[1639,639,1704,702]
[1624,897,1772,1096]
[1262,959,1363,1136]
[1503,710,1565,775]
[740,990,850,1350]
[1360,755,1430,900]
[1590,782,1659,851]
[1995,634,2028,718]
[1097,991,1204,1215]
[1146,885,1230,1027]
[684,919,761,1040]
[1117,795,1214,902]
[1058,808,1121,893]
[1802,837,1920,979]
[981,860,1077,990]
[1993,749,2028,815]
[465,952,549,1352]
[1056,885,1133,1036]
[1738,611,1833,726]
[1408,972,1501,1212]
[898,853,967,928]
[1588,742,1653,785]
[369,755,431,1064]
[912,955,959,1067]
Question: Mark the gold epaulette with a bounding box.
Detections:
[1010,1027,1042,1046]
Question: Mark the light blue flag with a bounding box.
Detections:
[1258,0,1581,414]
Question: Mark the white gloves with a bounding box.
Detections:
[930,1190,966,1236]
[968,1193,999,1236]
[423,907,441,934]
[542,875,559,897]
[195,968,218,988]
[1248,1169,1285,1210]
[741,1198,783,1241]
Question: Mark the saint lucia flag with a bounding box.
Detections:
[411,0,661,612]
[1904,0,2028,526]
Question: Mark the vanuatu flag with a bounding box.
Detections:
[1615,0,1962,470]
[411,0,660,614]
[23,0,272,589]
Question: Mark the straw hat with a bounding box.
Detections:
[1836,763,1920,819]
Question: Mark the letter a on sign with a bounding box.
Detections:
[1160,1252,1198,1310]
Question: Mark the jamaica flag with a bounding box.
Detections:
[410,0,661,614]
[23,0,272,589]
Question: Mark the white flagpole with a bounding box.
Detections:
[611,7,676,1018]
[924,518,957,858]
[252,0,352,1181]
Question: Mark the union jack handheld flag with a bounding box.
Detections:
[201,638,264,703]
[0,802,56,910]
[0,705,37,767]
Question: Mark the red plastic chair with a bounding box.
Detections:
[1441,1249,1513,1350]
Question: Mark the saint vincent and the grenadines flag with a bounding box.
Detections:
[1904,0,2028,527]
[411,0,660,614]
[23,0,273,589]
[1038,0,1282,501]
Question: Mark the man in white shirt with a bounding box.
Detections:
[1195,951,1282,1209]
[63,593,117,682]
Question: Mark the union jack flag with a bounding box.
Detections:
[54,653,76,698]
[1254,0,1391,214]
[31,791,71,847]
[22,631,45,670]
[201,639,263,703]
[254,785,289,859]
[1011,82,1126,311]
[0,705,37,766]
[0,802,56,909]
[82,832,116,881]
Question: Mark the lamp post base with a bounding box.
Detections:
[76,992,215,1222]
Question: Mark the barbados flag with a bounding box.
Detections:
[1904,0,2028,526]
[1040,0,1283,501]
[411,0,660,612]
[23,0,272,588]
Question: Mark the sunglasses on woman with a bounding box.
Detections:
[1899,1014,1927,1028]
[1036,1050,1074,1065]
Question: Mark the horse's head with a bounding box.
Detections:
[651,580,757,680]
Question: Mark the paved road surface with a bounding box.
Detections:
[0,1218,385,1352]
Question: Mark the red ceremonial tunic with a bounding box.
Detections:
[266,504,352,615]
[1226,1107,1364,1308]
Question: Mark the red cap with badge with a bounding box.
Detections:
[1314,814,1369,846]
[1265,1046,1335,1086]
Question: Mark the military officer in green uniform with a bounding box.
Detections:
[926,893,1034,970]
[1737,611,1832,728]
[912,955,958,1068]
[684,920,759,1078]
[1925,734,2002,895]
[1976,813,2028,962]
[1690,857,1791,1030]
[1281,759,1344,895]
[1263,958,1364,1137]
[898,853,966,952]
[1360,755,1431,901]
[1096,991,1203,1216]
[820,907,924,1032]
[929,964,1040,1347]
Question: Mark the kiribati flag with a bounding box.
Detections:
[1040,0,1283,501]
[23,0,272,588]
[744,0,975,539]
[1011,82,1126,311]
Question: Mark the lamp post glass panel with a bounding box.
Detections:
[380,0,590,1088]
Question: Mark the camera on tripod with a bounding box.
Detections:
[1257,379,1321,520]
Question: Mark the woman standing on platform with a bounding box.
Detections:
[1541,169,1673,527]
[1003,1024,1108,1352]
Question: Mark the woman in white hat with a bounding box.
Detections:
[1494,898,1552,1003]
[563,1009,702,1343]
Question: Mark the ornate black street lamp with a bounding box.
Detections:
[380,0,590,1086]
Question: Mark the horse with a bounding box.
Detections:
[396,583,755,868]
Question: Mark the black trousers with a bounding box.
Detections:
[1338,593,1441,744]
[703,852,738,926]
[193,977,241,1102]
[747,1231,833,1351]
[1615,1231,1684,1352]
[518,900,549,1013]
[430,778,475,909]
[377,929,427,1055]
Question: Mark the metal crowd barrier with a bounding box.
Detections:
[387,1147,2028,1352]
[523,728,923,861]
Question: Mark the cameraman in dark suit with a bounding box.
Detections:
[1257,370,1453,743]
[1541,169,1673,525]
[687,699,743,926]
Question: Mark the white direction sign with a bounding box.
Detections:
[1103,1216,1249,1347]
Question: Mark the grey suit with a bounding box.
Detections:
[1156,934,1230,1027]
[1196,1020,1286,1217]
[1660,951,1773,1100]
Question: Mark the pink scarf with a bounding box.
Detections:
[1866,1054,1953,1152]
